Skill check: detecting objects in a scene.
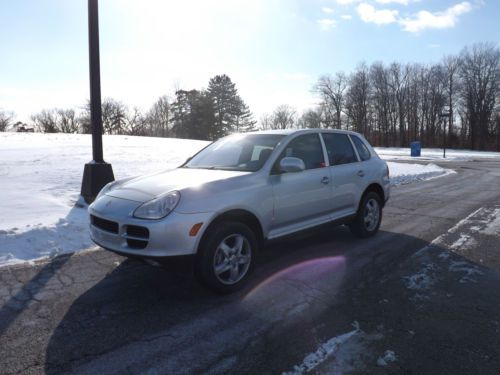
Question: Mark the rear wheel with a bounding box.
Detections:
[196,222,257,293]
[349,191,382,238]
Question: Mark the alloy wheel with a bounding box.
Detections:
[364,198,380,232]
[213,234,252,285]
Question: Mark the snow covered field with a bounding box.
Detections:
[0,133,207,266]
[0,133,489,266]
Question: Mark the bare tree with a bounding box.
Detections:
[459,43,500,150]
[78,101,91,134]
[146,95,171,137]
[31,109,58,133]
[442,55,461,142]
[127,107,146,136]
[102,98,128,135]
[271,105,297,129]
[57,109,79,133]
[345,63,371,135]
[259,113,273,130]
[297,108,322,129]
[0,111,13,131]
[370,62,392,146]
[314,72,347,129]
[388,63,410,146]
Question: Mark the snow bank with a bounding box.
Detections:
[0,133,457,266]
[376,147,500,162]
[387,162,454,186]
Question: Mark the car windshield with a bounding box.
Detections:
[183,134,285,172]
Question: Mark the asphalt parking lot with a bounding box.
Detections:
[1,159,500,374]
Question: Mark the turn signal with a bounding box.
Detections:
[189,222,203,236]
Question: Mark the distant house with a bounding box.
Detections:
[13,122,34,132]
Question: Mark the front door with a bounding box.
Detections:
[269,133,332,238]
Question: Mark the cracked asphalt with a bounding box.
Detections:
[1,159,500,374]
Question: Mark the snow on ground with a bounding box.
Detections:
[376,350,397,367]
[0,133,208,266]
[403,205,500,298]
[387,161,454,186]
[282,322,362,375]
[0,133,470,266]
[281,322,386,374]
[376,147,500,162]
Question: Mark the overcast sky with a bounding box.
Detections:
[1,0,498,122]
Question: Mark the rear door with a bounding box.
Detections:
[321,132,361,219]
[269,133,332,238]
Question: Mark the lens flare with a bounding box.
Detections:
[243,256,346,305]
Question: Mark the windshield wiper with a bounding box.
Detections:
[183,165,216,170]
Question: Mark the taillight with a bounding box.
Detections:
[384,164,390,178]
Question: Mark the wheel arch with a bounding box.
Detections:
[360,183,385,209]
[198,209,265,253]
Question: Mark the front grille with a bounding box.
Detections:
[91,215,118,234]
[126,239,148,249]
[125,225,149,249]
[126,225,149,239]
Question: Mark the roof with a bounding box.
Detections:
[247,128,362,136]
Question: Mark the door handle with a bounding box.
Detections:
[321,176,330,184]
[357,170,365,177]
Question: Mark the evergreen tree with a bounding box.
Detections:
[234,97,256,132]
[171,90,215,140]
[207,74,255,135]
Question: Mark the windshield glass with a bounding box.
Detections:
[184,134,285,172]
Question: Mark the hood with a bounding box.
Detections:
[106,168,250,202]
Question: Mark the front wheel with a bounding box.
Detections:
[349,192,383,238]
[195,222,257,294]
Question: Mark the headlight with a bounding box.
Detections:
[95,181,117,200]
[133,191,180,220]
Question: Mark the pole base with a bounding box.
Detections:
[80,162,115,204]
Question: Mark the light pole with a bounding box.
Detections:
[440,108,451,159]
[495,99,500,151]
[80,0,114,203]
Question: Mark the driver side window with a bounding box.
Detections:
[273,134,324,173]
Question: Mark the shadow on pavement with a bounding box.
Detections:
[0,254,72,338]
[43,226,436,373]
[0,203,90,338]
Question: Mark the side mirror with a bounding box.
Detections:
[280,157,305,173]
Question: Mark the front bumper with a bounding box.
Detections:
[88,195,213,258]
[383,177,391,204]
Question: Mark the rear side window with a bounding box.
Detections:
[350,135,371,161]
[275,134,324,171]
[322,133,358,166]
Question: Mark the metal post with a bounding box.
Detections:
[443,117,446,159]
[440,110,450,159]
[80,0,114,203]
[88,0,104,163]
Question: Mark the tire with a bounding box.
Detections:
[349,191,383,238]
[195,222,258,294]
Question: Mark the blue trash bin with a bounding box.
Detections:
[410,141,421,157]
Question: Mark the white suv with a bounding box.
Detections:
[89,129,390,292]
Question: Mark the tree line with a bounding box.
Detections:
[0,74,255,141]
[1,43,499,150]
[261,42,500,151]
